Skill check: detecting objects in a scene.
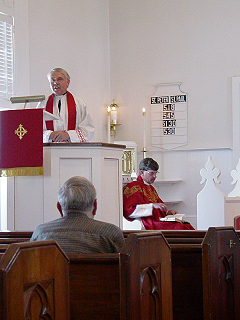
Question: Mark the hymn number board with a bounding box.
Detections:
[151,83,188,150]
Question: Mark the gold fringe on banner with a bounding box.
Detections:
[0,167,43,177]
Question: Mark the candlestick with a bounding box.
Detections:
[107,106,111,142]
[111,107,117,124]
[142,108,146,158]
[109,99,121,137]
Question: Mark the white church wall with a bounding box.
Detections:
[13,0,30,99]
[28,0,111,143]
[108,1,239,229]
[109,0,237,151]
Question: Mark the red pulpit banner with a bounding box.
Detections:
[0,109,43,176]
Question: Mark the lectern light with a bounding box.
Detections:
[10,95,45,108]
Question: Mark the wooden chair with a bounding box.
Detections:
[202,227,240,320]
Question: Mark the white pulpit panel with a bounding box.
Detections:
[101,158,120,225]
[59,158,93,184]
[43,143,125,228]
[14,175,44,230]
[6,142,125,231]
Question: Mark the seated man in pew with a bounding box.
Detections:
[30,176,125,253]
[123,157,194,230]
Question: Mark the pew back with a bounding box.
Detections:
[68,231,173,320]
[202,227,240,320]
[124,230,205,320]
[0,230,205,320]
[120,231,172,320]
[0,240,69,320]
[68,253,120,319]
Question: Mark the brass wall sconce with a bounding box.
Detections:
[107,99,121,140]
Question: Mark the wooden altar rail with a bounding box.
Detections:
[0,240,69,320]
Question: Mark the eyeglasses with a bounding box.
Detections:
[146,171,158,176]
[51,77,65,83]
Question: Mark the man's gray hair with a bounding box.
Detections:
[58,176,96,212]
[47,68,70,82]
[139,157,159,173]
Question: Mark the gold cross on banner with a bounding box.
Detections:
[15,124,27,140]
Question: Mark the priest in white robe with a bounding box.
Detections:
[38,67,95,143]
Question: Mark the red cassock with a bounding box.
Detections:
[123,175,194,230]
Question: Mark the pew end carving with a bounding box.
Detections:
[0,240,69,320]
[202,227,240,320]
[68,231,173,320]
[120,231,173,320]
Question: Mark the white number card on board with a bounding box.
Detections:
[151,83,188,150]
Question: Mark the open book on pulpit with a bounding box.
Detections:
[160,213,186,223]
[43,110,59,121]
[0,108,44,177]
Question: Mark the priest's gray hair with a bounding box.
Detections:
[47,68,70,82]
[139,157,159,173]
[58,176,96,212]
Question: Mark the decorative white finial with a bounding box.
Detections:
[199,156,221,186]
[197,156,225,229]
[228,158,240,197]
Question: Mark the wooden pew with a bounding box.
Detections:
[124,230,205,320]
[163,227,240,319]
[170,240,203,320]
[2,228,240,320]
[128,228,240,320]
[0,231,33,238]
[155,231,204,320]
[67,231,173,320]
[160,231,205,320]
[0,240,69,320]
[0,231,33,244]
[202,227,240,320]
[0,230,204,319]
[0,230,207,319]
[2,228,240,319]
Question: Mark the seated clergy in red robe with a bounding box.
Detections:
[123,158,194,230]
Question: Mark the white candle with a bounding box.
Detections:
[111,107,117,124]
[107,106,111,142]
[142,108,146,153]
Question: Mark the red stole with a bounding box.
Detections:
[45,91,76,130]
